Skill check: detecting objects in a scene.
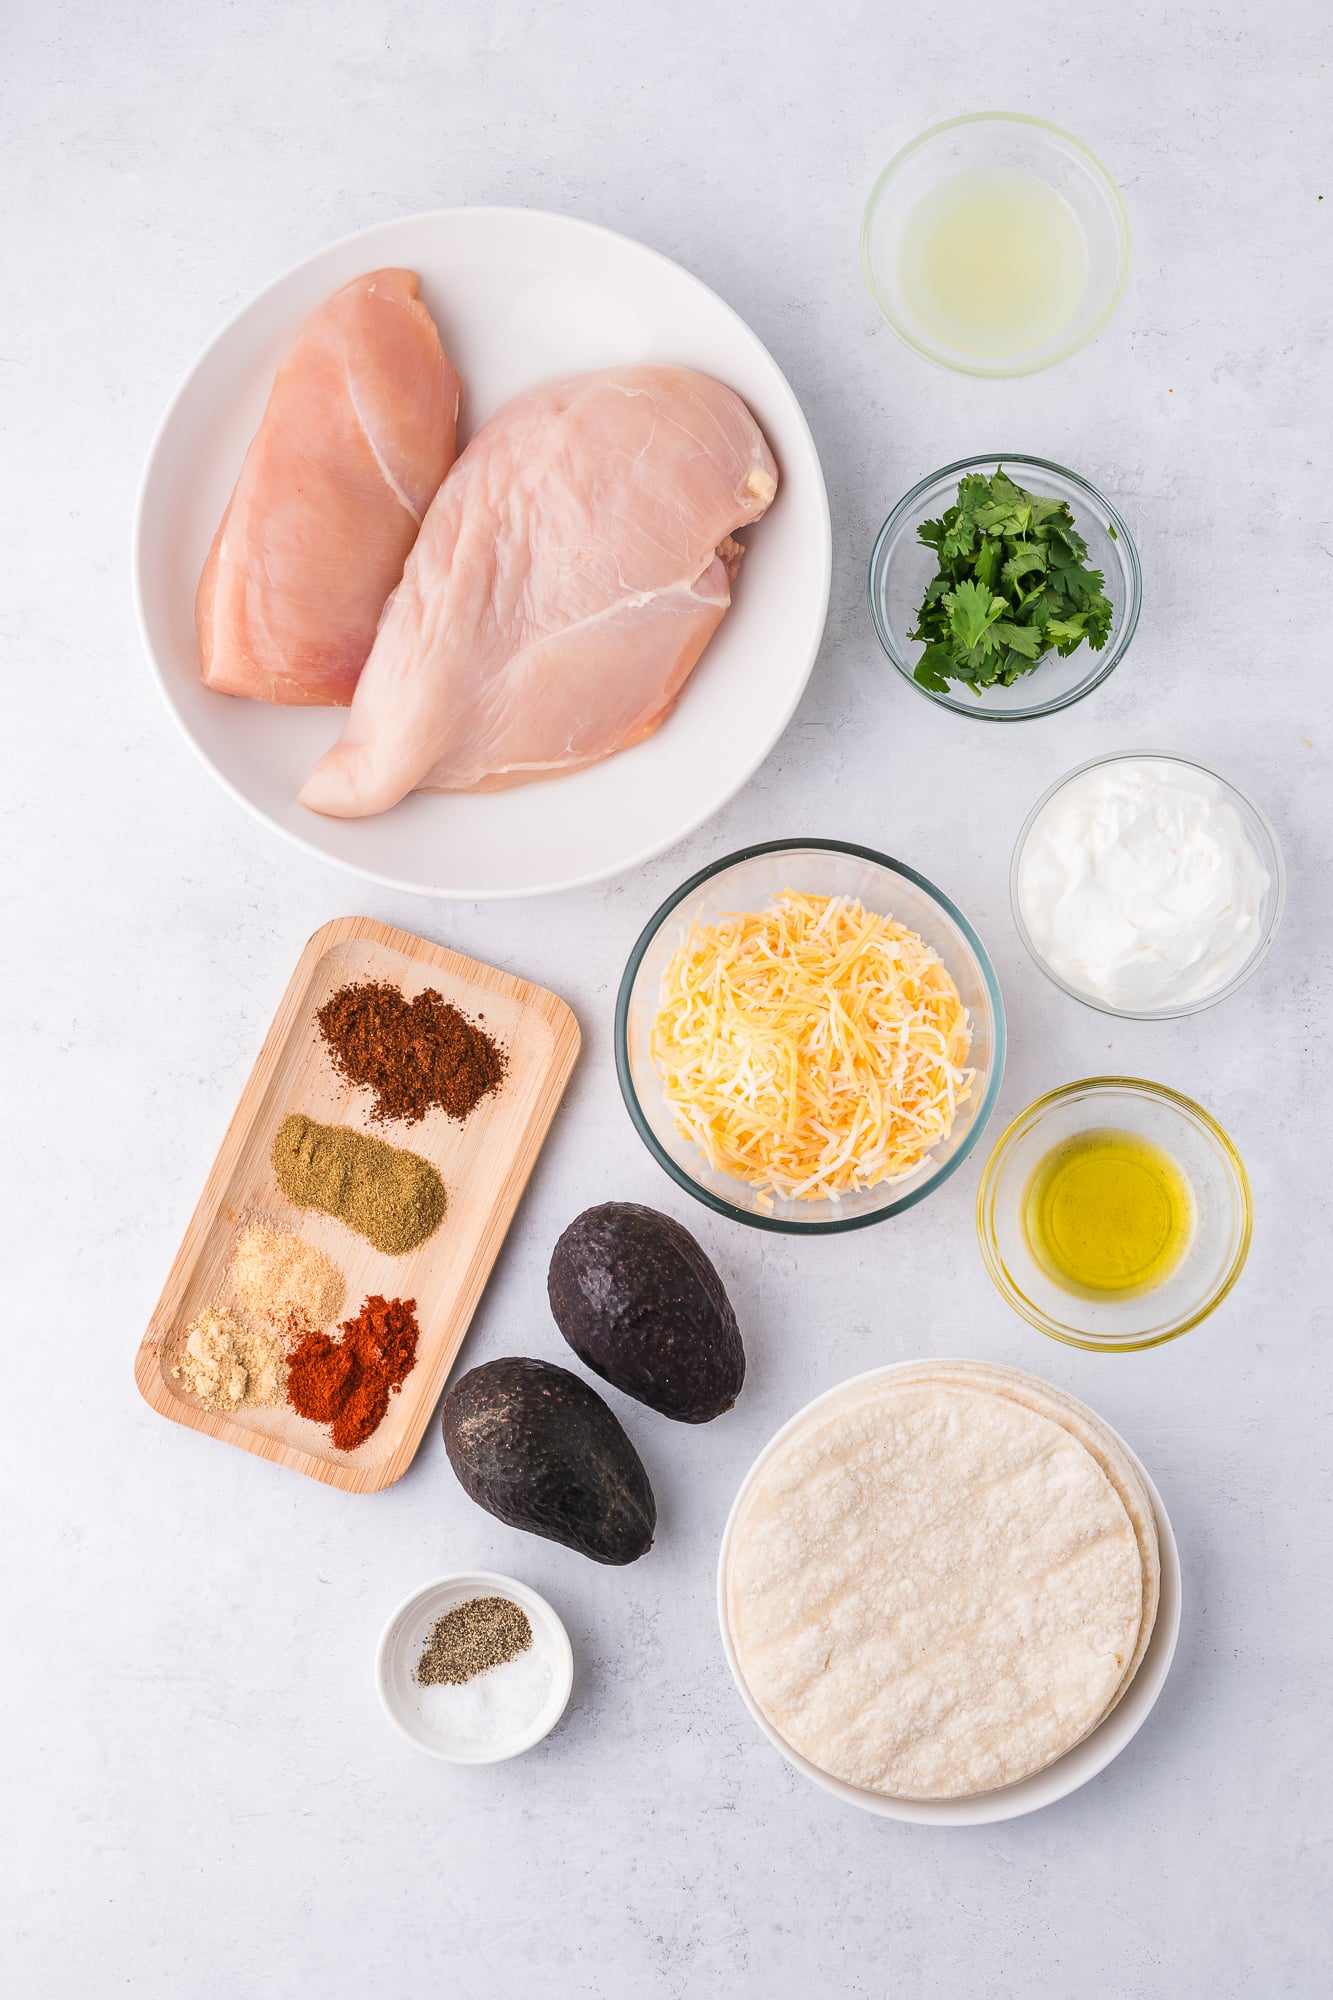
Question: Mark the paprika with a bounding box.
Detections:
[287,1295,420,1451]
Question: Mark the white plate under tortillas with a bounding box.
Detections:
[718,1361,1180,1825]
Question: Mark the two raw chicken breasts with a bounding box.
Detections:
[196,269,778,817]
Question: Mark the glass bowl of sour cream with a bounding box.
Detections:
[1011,752,1285,1019]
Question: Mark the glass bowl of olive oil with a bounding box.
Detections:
[976,1078,1252,1350]
[862,114,1131,377]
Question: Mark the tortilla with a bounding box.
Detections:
[878,1361,1160,1720]
[726,1376,1144,1800]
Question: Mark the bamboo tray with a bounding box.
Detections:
[135,916,581,1491]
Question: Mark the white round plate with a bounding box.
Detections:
[376,1570,573,1763]
[717,1361,1182,1824]
[134,207,831,899]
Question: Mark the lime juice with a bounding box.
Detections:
[897,168,1088,358]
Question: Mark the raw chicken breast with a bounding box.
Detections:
[298,365,777,814]
[197,269,462,706]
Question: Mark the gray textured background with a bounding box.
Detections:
[4,3,1330,1994]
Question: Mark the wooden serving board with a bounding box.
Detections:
[134,916,581,1492]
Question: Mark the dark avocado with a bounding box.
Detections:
[441,1357,655,1565]
[547,1202,745,1424]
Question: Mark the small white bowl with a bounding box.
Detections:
[718,1362,1181,1824]
[376,1571,573,1763]
[1011,751,1286,1019]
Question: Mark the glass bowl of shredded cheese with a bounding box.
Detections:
[615,840,1006,1231]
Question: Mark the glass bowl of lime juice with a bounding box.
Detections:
[862,114,1131,377]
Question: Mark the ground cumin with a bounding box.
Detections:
[286,1295,420,1451]
[271,1113,446,1254]
[316,980,506,1126]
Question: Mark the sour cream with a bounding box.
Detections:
[1016,757,1272,1012]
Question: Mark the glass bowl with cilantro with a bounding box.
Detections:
[868,456,1141,720]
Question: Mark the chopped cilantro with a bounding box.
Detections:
[909,468,1114,695]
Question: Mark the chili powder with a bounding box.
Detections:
[316,980,506,1126]
[287,1295,420,1452]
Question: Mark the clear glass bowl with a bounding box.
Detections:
[861,113,1131,377]
[614,839,1006,1233]
[1011,751,1286,1018]
[976,1078,1252,1350]
[869,455,1141,720]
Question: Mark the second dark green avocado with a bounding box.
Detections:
[442,1356,655,1565]
[548,1202,745,1424]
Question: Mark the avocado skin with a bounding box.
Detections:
[548,1202,745,1424]
[441,1357,655,1565]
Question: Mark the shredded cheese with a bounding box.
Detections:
[650,891,975,1204]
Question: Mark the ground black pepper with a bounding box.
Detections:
[316,980,507,1126]
[415,1596,533,1686]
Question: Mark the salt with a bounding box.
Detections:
[412,1640,555,1751]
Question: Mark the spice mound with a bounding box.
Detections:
[228,1223,346,1333]
[271,1112,446,1254]
[317,980,507,1126]
[171,1306,287,1411]
[287,1294,419,1451]
[416,1596,533,1687]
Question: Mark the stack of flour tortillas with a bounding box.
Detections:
[725,1361,1161,1800]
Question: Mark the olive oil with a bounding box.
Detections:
[897,168,1088,359]
[1024,1128,1193,1301]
